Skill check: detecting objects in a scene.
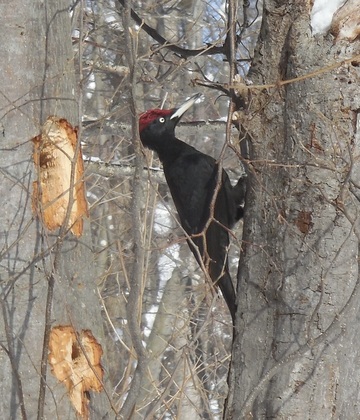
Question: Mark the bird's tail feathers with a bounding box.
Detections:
[211,266,237,324]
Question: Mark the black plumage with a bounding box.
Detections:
[139,94,246,322]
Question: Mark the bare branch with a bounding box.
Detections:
[117,0,226,59]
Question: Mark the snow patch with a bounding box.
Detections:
[310,0,346,35]
[83,154,101,163]
[154,202,180,297]
[158,245,179,283]
[154,202,172,235]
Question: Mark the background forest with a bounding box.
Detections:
[80,0,259,416]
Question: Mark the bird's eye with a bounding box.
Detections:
[159,117,165,123]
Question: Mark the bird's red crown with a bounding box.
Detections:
[139,109,173,133]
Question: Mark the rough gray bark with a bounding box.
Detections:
[0,1,111,418]
[227,1,360,418]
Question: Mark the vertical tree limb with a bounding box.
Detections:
[118,1,148,417]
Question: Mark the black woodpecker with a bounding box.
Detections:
[139,94,246,323]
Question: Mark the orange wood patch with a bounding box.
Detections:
[32,117,88,236]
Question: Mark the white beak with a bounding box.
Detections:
[170,93,203,120]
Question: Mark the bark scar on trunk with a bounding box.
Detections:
[32,116,88,237]
[48,325,104,419]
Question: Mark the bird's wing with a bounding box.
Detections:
[164,150,237,322]
[163,151,218,233]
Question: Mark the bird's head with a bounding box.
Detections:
[139,93,202,149]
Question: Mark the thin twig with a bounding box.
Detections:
[229,54,360,91]
[0,302,28,420]
[37,268,56,420]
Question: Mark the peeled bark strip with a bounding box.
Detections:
[331,0,360,41]
[48,325,104,419]
[32,116,88,236]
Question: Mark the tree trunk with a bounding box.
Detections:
[227,1,360,418]
[0,1,111,418]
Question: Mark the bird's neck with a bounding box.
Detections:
[148,135,196,164]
